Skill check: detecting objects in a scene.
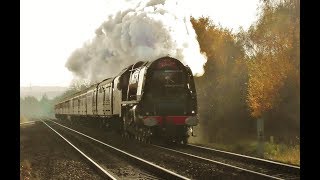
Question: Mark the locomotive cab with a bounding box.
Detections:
[134,57,198,142]
[142,57,197,116]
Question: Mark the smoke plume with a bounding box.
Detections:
[66,0,207,83]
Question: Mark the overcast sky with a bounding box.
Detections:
[20,0,261,87]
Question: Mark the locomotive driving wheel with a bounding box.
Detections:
[121,112,132,138]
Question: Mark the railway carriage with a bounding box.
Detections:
[55,56,198,143]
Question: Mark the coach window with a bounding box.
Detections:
[99,87,104,105]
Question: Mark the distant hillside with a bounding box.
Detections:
[20,86,68,100]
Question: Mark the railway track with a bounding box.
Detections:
[45,118,299,179]
[42,120,189,180]
[153,144,300,180]
[187,144,299,178]
[42,121,117,180]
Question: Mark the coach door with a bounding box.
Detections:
[104,86,111,115]
[92,90,97,115]
[86,91,93,115]
[97,86,104,115]
[84,95,87,115]
[77,97,80,114]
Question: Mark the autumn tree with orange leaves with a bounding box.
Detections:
[244,0,299,116]
[190,0,299,143]
[191,17,251,142]
[239,0,300,139]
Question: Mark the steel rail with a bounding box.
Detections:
[188,144,300,173]
[47,120,190,180]
[152,144,286,180]
[41,120,118,180]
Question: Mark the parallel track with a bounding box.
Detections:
[153,144,300,179]
[44,120,189,180]
[187,144,300,178]
[44,118,300,179]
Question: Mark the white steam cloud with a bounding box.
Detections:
[66,0,207,83]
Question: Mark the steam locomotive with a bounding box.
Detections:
[55,56,198,143]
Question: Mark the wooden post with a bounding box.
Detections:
[257,118,264,157]
[270,136,274,144]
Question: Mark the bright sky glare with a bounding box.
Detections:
[20,0,260,87]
